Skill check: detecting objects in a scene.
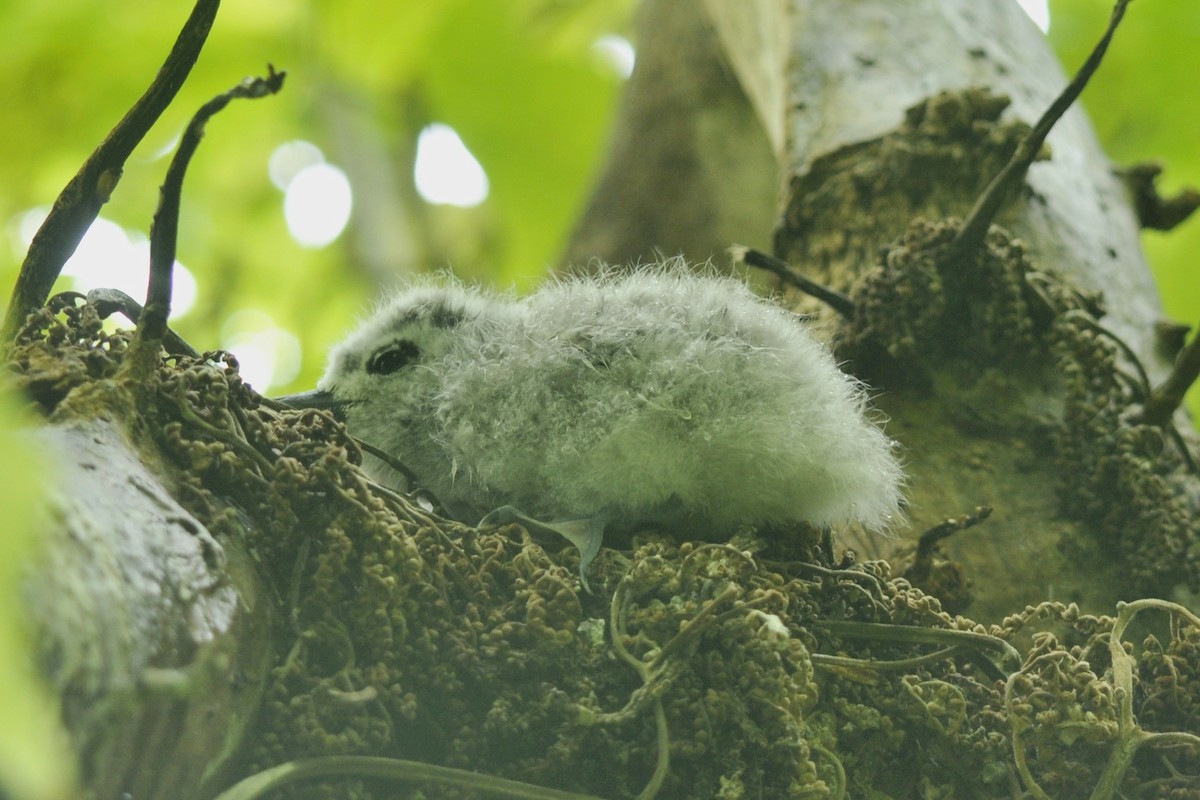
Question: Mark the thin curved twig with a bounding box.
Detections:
[1,0,222,348]
[810,645,964,673]
[85,288,199,357]
[124,65,286,382]
[816,619,1022,672]
[732,246,856,318]
[1140,326,1200,427]
[946,0,1131,264]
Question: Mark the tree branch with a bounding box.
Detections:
[1,0,221,348]
[911,505,993,582]
[1139,326,1200,427]
[946,0,1130,264]
[1118,161,1200,231]
[733,246,856,318]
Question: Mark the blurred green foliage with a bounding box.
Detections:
[0,388,76,800]
[0,0,630,392]
[1048,0,1200,403]
[0,0,1194,399]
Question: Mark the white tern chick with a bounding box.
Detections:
[281,264,903,585]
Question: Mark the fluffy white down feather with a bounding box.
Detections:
[318,264,904,536]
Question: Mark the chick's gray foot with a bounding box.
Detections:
[478,505,605,592]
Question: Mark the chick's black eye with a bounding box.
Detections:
[367,340,421,375]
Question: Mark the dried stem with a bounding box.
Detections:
[946,0,1130,264]
[732,246,856,318]
[1086,600,1200,800]
[1,0,221,348]
[1140,326,1200,427]
[124,66,286,382]
[912,505,993,581]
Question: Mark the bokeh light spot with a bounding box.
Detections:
[283,162,353,248]
[269,140,326,191]
[592,34,636,78]
[12,209,196,318]
[220,309,302,392]
[413,124,489,207]
[1016,0,1049,32]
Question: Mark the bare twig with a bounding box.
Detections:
[1140,326,1200,427]
[946,0,1131,264]
[1,0,221,348]
[1118,162,1200,232]
[912,505,993,580]
[85,288,199,357]
[124,66,286,381]
[732,246,856,318]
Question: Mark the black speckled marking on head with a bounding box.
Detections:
[393,301,466,330]
[336,351,362,376]
[429,302,465,329]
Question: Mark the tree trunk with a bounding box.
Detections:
[569,0,1195,621]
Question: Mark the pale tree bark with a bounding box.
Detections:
[568,0,1197,621]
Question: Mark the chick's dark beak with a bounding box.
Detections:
[274,389,347,421]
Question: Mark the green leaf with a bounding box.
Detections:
[0,391,76,800]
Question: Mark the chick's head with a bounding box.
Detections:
[315,284,516,500]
